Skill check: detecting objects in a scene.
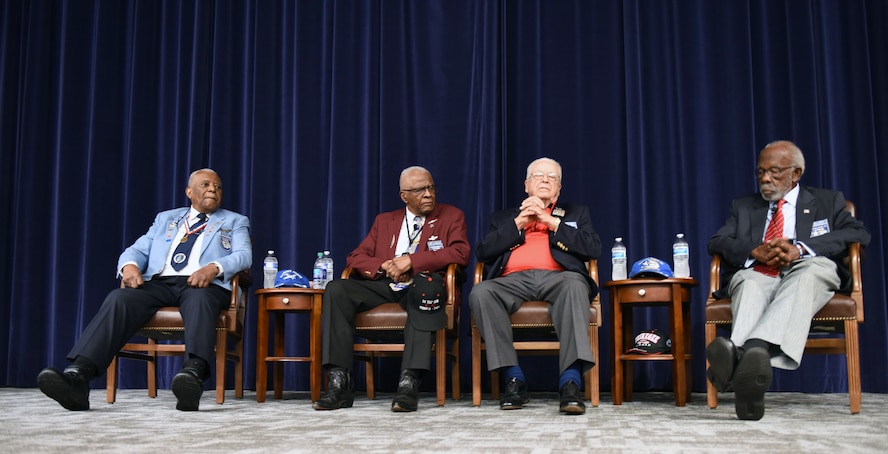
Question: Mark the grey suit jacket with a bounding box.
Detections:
[708,186,870,297]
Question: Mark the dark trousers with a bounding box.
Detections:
[321,275,441,371]
[68,276,230,371]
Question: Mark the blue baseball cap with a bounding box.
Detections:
[274,269,310,288]
[629,257,673,279]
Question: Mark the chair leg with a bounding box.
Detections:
[589,325,600,407]
[471,324,483,406]
[705,323,718,409]
[845,320,861,414]
[106,356,118,404]
[147,339,158,398]
[450,337,460,401]
[234,337,244,399]
[436,329,446,406]
[216,330,226,404]
[365,353,376,400]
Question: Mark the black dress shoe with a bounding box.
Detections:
[499,377,529,410]
[733,346,772,421]
[706,337,740,392]
[391,369,422,412]
[37,366,91,411]
[313,367,354,410]
[172,366,204,411]
[559,380,585,415]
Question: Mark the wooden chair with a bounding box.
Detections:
[705,201,864,413]
[106,270,252,405]
[471,260,601,407]
[344,263,464,406]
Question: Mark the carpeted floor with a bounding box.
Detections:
[1,388,886,453]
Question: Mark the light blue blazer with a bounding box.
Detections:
[117,207,252,290]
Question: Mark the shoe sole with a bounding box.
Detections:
[37,369,89,411]
[733,347,772,421]
[559,403,586,415]
[312,396,354,410]
[391,403,417,412]
[172,373,203,411]
[705,338,736,392]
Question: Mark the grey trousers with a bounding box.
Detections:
[728,256,839,370]
[469,269,594,374]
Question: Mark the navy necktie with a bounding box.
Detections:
[171,213,208,271]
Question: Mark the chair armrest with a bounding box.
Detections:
[707,254,722,304]
[473,262,485,285]
[847,242,864,322]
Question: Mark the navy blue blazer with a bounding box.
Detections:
[476,202,601,298]
[708,186,870,297]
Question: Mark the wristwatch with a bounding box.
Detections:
[796,244,805,258]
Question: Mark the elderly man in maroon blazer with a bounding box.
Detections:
[313,166,470,412]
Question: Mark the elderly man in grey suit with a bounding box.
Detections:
[470,157,600,415]
[706,141,870,420]
[38,168,252,412]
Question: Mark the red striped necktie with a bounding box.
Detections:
[753,199,785,277]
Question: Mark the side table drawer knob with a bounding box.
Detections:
[282,297,290,304]
[637,289,646,296]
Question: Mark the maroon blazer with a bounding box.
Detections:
[345,203,470,279]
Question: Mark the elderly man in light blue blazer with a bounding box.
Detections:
[38,169,252,412]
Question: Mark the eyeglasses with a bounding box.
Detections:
[529,172,560,181]
[401,185,437,195]
[755,166,794,178]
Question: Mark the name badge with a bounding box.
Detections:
[427,240,444,251]
[810,219,830,238]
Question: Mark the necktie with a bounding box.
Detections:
[407,216,423,254]
[413,216,423,232]
[753,199,785,276]
[171,213,208,271]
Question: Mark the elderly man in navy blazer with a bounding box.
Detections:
[706,141,870,420]
[38,168,252,412]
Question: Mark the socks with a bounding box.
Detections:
[559,361,582,389]
[72,356,98,379]
[502,365,525,382]
[183,356,210,380]
[743,338,771,352]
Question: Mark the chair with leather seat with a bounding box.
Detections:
[105,270,252,405]
[343,263,464,406]
[471,259,601,407]
[705,201,864,413]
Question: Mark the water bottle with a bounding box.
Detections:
[673,233,690,278]
[611,237,628,281]
[312,252,325,289]
[322,250,334,288]
[263,250,278,289]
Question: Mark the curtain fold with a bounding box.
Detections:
[1,0,885,394]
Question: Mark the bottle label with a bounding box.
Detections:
[612,250,626,259]
[264,262,277,270]
[673,246,689,255]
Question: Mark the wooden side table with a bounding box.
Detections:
[605,277,697,406]
[255,288,324,402]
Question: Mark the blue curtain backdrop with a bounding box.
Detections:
[2,0,886,396]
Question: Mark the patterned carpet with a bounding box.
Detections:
[1,388,886,453]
